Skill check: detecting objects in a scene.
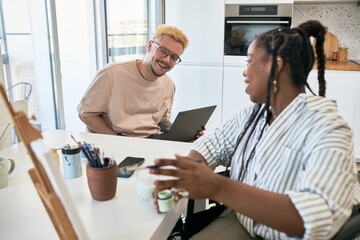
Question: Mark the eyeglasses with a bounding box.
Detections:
[152,41,182,64]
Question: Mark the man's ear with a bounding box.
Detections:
[147,40,153,53]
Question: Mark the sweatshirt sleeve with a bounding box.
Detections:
[77,70,113,118]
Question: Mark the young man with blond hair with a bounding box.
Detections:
[78,25,189,138]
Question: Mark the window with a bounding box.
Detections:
[105,0,159,63]
[0,0,59,130]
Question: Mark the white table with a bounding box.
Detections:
[0,130,191,240]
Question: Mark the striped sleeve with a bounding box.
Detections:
[287,126,356,239]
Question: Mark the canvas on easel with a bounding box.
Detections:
[0,83,89,240]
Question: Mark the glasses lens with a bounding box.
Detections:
[170,54,180,63]
[158,47,169,57]
[153,41,181,64]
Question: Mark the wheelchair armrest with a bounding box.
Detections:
[332,205,360,240]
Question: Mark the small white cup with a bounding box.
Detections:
[61,146,82,179]
[136,170,156,201]
[0,155,15,189]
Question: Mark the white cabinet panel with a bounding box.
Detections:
[294,0,356,2]
[167,65,223,133]
[307,70,358,128]
[223,66,253,122]
[307,70,360,159]
[165,0,224,64]
[226,0,293,3]
[353,77,360,161]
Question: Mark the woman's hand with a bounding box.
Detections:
[152,185,161,213]
[150,154,221,200]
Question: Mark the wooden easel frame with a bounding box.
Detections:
[0,84,77,240]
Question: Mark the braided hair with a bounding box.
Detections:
[229,20,327,181]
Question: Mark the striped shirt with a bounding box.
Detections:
[192,93,360,239]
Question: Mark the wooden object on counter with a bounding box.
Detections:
[324,32,339,60]
[338,47,349,62]
[311,31,339,60]
[313,60,360,71]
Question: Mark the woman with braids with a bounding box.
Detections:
[151,20,360,239]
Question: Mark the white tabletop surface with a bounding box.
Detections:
[0,130,192,240]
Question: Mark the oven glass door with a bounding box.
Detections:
[224,17,291,56]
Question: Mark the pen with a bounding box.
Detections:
[70,134,81,147]
[126,159,202,171]
[125,165,159,171]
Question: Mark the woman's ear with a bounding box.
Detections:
[275,56,285,77]
[276,56,284,71]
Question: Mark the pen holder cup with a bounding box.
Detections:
[61,146,82,179]
[86,162,118,201]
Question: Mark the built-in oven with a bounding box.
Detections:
[222,2,293,121]
[224,3,292,60]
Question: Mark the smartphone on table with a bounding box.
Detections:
[117,156,145,178]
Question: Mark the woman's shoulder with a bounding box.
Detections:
[304,95,346,121]
[301,94,352,133]
[305,94,337,111]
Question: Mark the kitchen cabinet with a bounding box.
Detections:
[167,64,223,133]
[165,0,224,64]
[353,76,360,162]
[307,70,360,159]
[164,0,225,133]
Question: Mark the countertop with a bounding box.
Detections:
[313,60,360,71]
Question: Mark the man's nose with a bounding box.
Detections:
[162,54,172,63]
